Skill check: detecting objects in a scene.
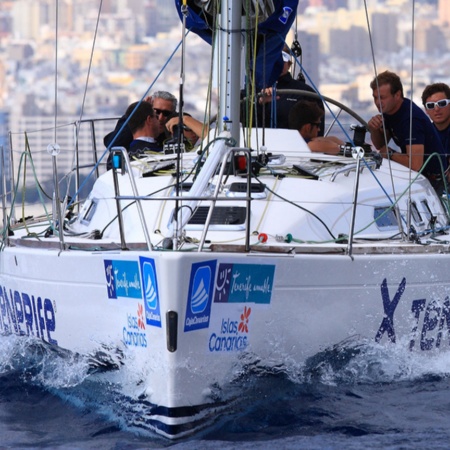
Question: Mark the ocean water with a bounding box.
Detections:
[1,334,450,449]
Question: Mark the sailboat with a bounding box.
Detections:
[2,0,450,439]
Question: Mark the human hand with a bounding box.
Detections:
[367,114,383,132]
[165,117,179,134]
[259,87,279,104]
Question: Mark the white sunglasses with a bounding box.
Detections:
[425,99,450,110]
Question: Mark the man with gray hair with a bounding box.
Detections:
[103,91,177,151]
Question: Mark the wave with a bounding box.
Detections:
[2,332,450,442]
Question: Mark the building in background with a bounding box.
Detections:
[439,0,450,26]
[1,0,450,191]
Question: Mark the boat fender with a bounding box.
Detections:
[258,233,268,243]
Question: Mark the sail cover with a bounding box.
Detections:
[174,0,299,88]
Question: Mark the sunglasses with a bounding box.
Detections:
[310,122,321,128]
[425,99,450,110]
[153,108,173,117]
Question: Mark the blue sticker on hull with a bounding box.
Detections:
[184,260,216,332]
[139,257,161,327]
[214,263,275,304]
[104,260,142,299]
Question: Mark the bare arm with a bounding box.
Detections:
[308,136,344,154]
[387,144,424,172]
[165,115,209,139]
[368,114,391,150]
[183,115,209,139]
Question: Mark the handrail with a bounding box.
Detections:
[347,147,365,257]
[110,147,153,251]
[198,147,252,252]
[330,159,378,182]
[106,145,254,253]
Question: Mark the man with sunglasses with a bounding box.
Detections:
[103,91,177,151]
[368,71,447,194]
[151,91,178,136]
[422,83,450,163]
[288,100,343,154]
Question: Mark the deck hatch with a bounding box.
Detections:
[374,206,398,230]
[170,206,247,231]
[226,182,266,198]
[189,206,246,225]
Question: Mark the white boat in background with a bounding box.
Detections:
[2,0,450,439]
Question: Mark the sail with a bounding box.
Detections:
[174,0,299,88]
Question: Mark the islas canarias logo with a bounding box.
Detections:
[209,306,251,352]
[238,306,251,333]
[123,303,147,348]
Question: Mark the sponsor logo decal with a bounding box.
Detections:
[184,260,216,332]
[376,278,450,351]
[214,263,275,304]
[209,306,251,352]
[0,285,57,345]
[279,7,293,25]
[375,278,405,343]
[139,257,161,327]
[123,303,147,347]
[104,260,142,299]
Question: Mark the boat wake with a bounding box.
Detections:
[196,336,450,442]
[1,332,450,441]
[301,335,450,385]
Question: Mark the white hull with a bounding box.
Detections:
[2,236,450,435]
[4,0,449,439]
[3,125,450,436]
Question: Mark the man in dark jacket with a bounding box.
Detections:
[256,48,324,132]
[106,101,162,169]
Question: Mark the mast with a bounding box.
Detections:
[218,0,242,143]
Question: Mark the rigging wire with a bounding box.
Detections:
[173,0,189,247]
[64,0,104,216]
[362,0,404,238]
[53,0,59,143]
[407,0,416,236]
[66,37,186,210]
[77,0,103,128]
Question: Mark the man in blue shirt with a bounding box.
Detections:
[421,82,450,160]
[368,71,447,194]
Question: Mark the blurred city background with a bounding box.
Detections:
[0,0,449,199]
